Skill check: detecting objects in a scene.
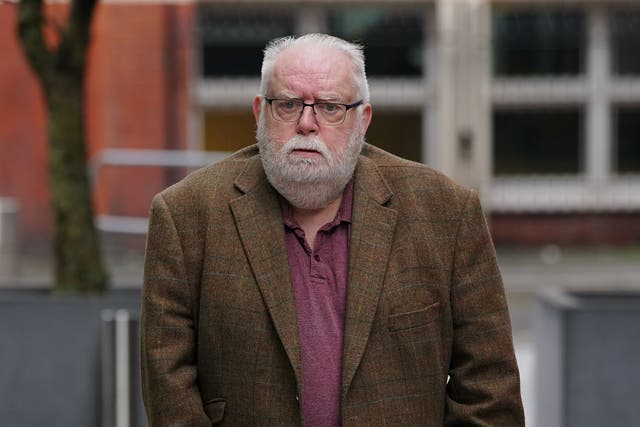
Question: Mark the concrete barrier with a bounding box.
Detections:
[0,290,145,427]
[535,289,640,427]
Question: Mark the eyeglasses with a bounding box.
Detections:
[264,97,363,126]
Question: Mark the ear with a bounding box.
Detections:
[361,103,372,133]
[252,96,262,124]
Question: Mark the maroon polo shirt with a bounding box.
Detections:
[280,181,353,427]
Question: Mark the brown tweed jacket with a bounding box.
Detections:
[141,143,524,426]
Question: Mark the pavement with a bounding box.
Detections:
[499,245,640,427]
[2,243,639,426]
[498,245,640,293]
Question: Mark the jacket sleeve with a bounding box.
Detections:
[140,193,211,427]
[444,190,525,426]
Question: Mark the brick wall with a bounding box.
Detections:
[0,4,51,251]
[491,213,640,246]
[0,2,194,252]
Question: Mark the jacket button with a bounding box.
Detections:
[295,395,299,401]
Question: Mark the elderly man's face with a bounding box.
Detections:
[253,45,372,209]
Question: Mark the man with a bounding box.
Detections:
[141,34,524,426]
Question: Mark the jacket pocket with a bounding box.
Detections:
[203,398,226,424]
[388,302,445,382]
[388,302,440,332]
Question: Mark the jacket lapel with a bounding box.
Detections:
[229,157,302,388]
[342,156,397,396]
[228,153,397,399]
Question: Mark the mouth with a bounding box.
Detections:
[291,148,321,157]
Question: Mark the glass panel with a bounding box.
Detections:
[493,109,583,174]
[329,8,424,77]
[612,11,640,75]
[614,107,640,173]
[493,9,585,76]
[366,112,422,162]
[199,7,294,77]
[204,111,256,152]
[204,111,423,164]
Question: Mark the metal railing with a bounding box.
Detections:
[90,149,231,235]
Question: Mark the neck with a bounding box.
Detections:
[293,195,343,250]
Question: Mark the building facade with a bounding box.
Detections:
[1,0,639,252]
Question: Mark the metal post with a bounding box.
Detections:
[102,309,144,427]
[115,309,132,427]
[101,310,116,427]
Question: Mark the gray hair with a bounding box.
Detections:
[259,33,370,103]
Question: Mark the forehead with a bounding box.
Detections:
[270,44,355,99]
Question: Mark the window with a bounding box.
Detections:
[493,109,583,175]
[614,107,640,173]
[203,110,423,164]
[199,7,293,77]
[204,111,256,152]
[493,10,585,76]
[611,11,640,75]
[366,112,422,162]
[329,8,424,77]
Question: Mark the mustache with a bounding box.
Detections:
[282,136,331,160]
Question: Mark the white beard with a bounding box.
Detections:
[257,112,364,210]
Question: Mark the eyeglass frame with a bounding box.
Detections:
[263,96,363,126]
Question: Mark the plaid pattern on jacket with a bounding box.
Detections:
[141,143,525,426]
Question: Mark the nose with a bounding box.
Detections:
[296,104,319,135]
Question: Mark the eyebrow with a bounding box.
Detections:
[271,92,343,102]
[311,94,342,102]
[315,97,341,103]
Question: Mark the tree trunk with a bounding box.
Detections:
[17,0,107,292]
[46,76,107,293]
